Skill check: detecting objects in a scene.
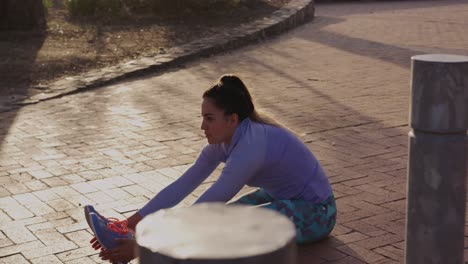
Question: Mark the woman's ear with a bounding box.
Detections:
[228,113,239,127]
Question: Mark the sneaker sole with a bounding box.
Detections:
[84,205,93,230]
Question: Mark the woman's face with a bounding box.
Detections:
[201,98,238,145]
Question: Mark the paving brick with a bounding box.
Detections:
[84,191,115,204]
[3,226,37,244]
[33,189,61,202]
[368,177,405,189]
[383,183,407,195]
[298,250,326,263]
[337,243,386,263]
[45,166,72,177]
[13,193,41,205]
[380,199,406,214]
[41,212,72,223]
[59,174,85,184]
[336,232,370,244]
[302,243,348,261]
[28,170,54,179]
[42,177,69,187]
[3,182,31,195]
[0,158,19,167]
[0,186,11,198]
[330,224,352,236]
[342,220,387,238]
[0,217,46,231]
[374,221,406,236]
[362,192,406,206]
[355,184,391,196]
[384,169,406,179]
[22,241,78,259]
[339,173,388,188]
[57,245,98,263]
[24,201,56,216]
[354,234,403,250]
[27,218,75,232]
[333,184,363,196]
[34,228,71,246]
[337,209,376,224]
[8,166,46,175]
[157,167,183,180]
[121,184,155,197]
[46,198,76,212]
[63,256,98,264]
[2,204,35,220]
[88,178,118,191]
[0,253,30,264]
[64,230,93,248]
[75,171,103,181]
[63,195,93,208]
[324,256,367,264]
[102,188,133,200]
[10,172,34,182]
[362,212,405,226]
[114,197,149,213]
[0,234,13,248]
[30,254,64,264]
[348,201,391,215]
[0,241,44,258]
[0,176,11,185]
[89,253,114,264]
[0,165,23,175]
[373,245,404,262]
[56,222,88,235]
[69,183,99,195]
[24,180,49,191]
[373,260,400,264]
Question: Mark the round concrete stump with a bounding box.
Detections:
[135,203,297,264]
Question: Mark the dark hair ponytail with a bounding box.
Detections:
[203,74,254,121]
[203,74,284,128]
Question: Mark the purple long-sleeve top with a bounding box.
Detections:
[138,118,332,217]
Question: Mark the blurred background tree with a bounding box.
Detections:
[64,0,245,17]
[0,0,47,30]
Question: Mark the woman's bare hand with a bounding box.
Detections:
[99,238,136,263]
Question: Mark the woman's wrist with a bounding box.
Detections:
[127,212,143,231]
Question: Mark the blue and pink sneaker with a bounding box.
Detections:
[84,205,108,229]
[88,212,134,250]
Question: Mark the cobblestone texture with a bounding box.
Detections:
[1,0,468,263]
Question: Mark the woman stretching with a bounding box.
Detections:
[86,74,336,263]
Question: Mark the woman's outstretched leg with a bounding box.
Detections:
[261,195,336,243]
[230,188,274,206]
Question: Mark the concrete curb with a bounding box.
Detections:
[4,0,314,110]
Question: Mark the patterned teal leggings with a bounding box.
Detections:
[231,188,336,244]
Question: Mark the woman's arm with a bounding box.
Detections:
[195,136,266,204]
[137,145,221,218]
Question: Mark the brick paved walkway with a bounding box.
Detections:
[1,0,467,263]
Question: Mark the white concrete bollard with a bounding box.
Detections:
[136,203,297,264]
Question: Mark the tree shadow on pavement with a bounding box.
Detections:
[298,16,420,69]
[0,31,46,99]
[0,31,45,161]
[302,1,468,69]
